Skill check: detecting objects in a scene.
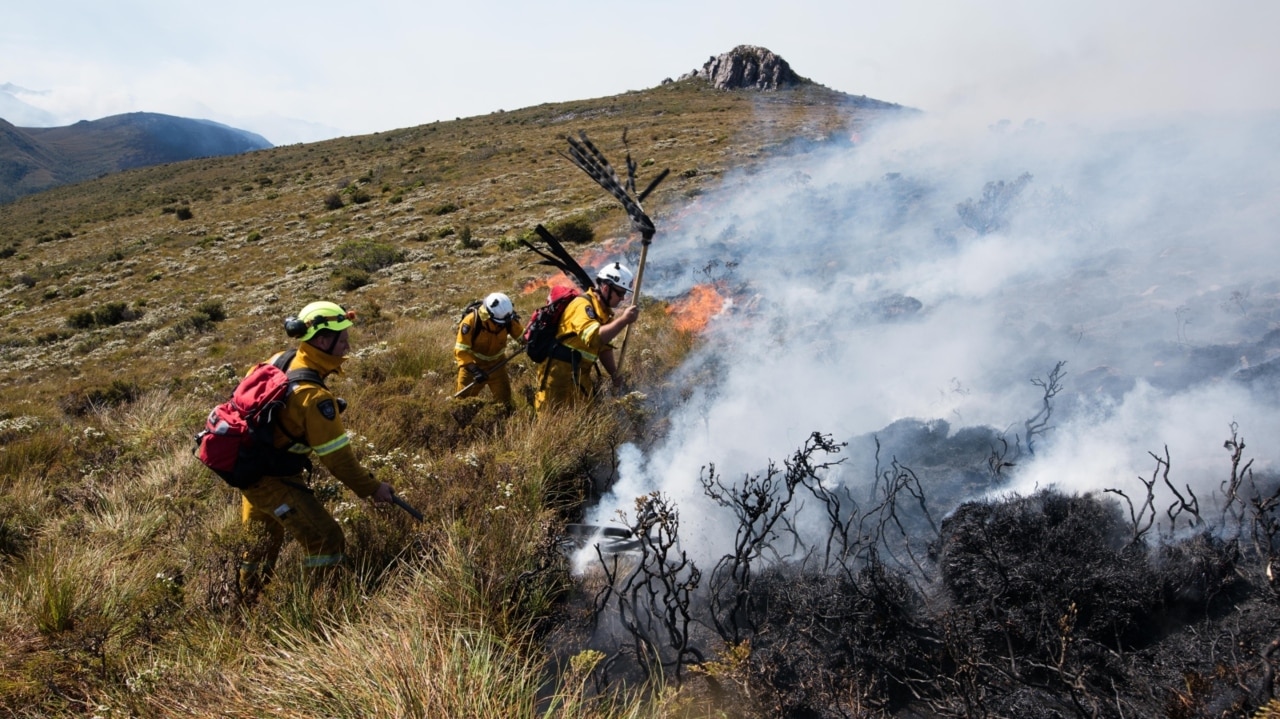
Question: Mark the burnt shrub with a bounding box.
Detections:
[323,192,344,210]
[956,172,1032,235]
[745,563,938,716]
[1149,531,1241,622]
[935,490,1158,658]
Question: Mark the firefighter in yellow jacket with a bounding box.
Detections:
[534,262,640,415]
[239,300,394,593]
[455,292,525,406]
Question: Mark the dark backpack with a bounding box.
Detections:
[458,299,483,327]
[522,289,581,363]
[194,350,321,488]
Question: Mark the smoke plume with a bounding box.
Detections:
[588,108,1280,560]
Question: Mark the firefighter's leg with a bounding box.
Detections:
[454,366,484,399]
[486,365,513,406]
[239,487,285,596]
[535,360,577,416]
[240,477,347,572]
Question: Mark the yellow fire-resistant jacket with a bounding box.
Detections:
[454,307,525,368]
[557,289,614,365]
[266,342,380,498]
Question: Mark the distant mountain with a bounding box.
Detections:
[0,112,272,204]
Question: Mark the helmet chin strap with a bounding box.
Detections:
[310,331,341,355]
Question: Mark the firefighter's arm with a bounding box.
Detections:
[510,319,526,344]
[599,346,621,383]
[454,318,480,368]
[598,306,639,344]
[296,387,385,499]
[316,442,384,498]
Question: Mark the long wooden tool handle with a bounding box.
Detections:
[451,346,527,399]
[615,240,650,374]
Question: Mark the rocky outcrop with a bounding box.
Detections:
[679,45,804,90]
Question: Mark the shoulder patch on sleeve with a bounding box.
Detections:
[317,399,337,421]
[585,306,598,321]
[460,324,471,335]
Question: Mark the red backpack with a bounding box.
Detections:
[194,350,320,488]
[522,287,581,363]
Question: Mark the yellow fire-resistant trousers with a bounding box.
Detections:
[534,357,596,416]
[239,475,346,578]
[454,364,513,405]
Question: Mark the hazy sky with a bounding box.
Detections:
[3,0,1279,145]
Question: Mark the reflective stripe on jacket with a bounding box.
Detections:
[266,342,380,498]
[454,310,525,367]
[556,289,613,364]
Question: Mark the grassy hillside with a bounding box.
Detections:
[0,81,892,408]
[0,78,906,717]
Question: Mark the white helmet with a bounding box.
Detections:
[483,292,514,324]
[596,262,634,294]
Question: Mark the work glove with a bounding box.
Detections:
[466,364,488,383]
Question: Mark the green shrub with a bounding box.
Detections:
[547,215,594,244]
[67,309,95,329]
[66,301,138,329]
[433,202,459,216]
[335,239,406,273]
[333,267,371,292]
[457,225,481,249]
[186,299,227,331]
[247,230,262,242]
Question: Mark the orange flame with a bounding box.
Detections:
[666,283,726,333]
[522,273,577,298]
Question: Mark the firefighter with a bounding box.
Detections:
[238,300,395,595]
[454,292,525,406]
[534,262,640,416]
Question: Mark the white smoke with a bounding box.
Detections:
[586,107,1280,560]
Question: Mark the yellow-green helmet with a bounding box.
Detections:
[287,301,355,342]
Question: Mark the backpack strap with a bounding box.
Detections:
[269,348,324,452]
[272,348,326,389]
